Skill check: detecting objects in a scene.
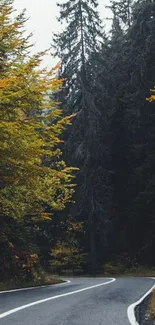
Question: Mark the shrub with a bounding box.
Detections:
[104,262,126,275]
[50,241,85,275]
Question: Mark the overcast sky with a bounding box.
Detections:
[14,0,111,69]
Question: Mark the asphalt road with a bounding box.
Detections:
[0,277,154,325]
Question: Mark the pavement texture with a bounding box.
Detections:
[0,277,155,325]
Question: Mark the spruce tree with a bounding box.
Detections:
[52,0,103,113]
[52,0,105,275]
[121,0,155,263]
[99,0,155,265]
[107,0,133,28]
[51,0,155,271]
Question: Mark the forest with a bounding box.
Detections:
[1,0,155,287]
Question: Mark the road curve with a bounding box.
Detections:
[0,277,154,325]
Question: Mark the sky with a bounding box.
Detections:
[14,0,111,69]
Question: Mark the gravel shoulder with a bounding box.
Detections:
[135,291,155,325]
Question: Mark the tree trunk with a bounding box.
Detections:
[89,205,96,277]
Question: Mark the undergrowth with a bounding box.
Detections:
[0,273,63,291]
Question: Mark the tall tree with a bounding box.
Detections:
[52,0,105,275]
[52,0,103,113]
[97,0,155,265]
[49,0,155,274]
[0,0,75,280]
[107,0,133,28]
[121,0,155,263]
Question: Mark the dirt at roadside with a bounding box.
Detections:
[135,294,155,325]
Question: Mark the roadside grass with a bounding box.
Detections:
[128,267,155,278]
[148,289,155,320]
[0,273,63,292]
[53,266,155,278]
[103,263,155,278]
[54,264,155,278]
[1,264,154,291]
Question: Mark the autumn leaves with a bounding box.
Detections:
[0,0,75,220]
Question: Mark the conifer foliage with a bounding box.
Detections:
[52,0,155,273]
[52,0,103,113]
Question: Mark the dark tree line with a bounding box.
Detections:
[51,0,155,274]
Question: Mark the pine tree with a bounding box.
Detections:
[51,0,105,275]
[50,0,155,272]
[98,0,155,265]
[122,0,155,263]
[52,0,103,113]
[107,0,133,28]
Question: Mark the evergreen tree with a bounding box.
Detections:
[52,0,103,113]
[121,0,155,264]
[50,0,155,273]
[52,0,105,275]
[98,0,155,265]
[107,0,133,28]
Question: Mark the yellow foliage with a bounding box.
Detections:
[15,255,19,260]
[9,242,14,248]
[50,240,85,274]
[41,213,52,221]
[29,254,38,262]
[146,87,155,102]
[0,0,76,219]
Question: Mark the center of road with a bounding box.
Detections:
[0,278,116,319]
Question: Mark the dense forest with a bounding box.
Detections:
[1,0,155,285]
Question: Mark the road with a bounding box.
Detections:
[0,277,154,325]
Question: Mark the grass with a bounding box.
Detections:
[148,289,155,320]
[0,273,63,292]
[53,267,155,278]
[103,263,155,278]
[1,265,154,291]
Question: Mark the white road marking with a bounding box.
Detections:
[127,278,155,325]
[0,278,115,319]
[0,280,71,294]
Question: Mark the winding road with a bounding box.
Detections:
[0,277,154,325]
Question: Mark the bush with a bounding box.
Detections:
[104,261,155,276]
[104,262,126,275]
[50,241,85,275]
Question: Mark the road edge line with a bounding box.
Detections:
[0,278,116,319]
[0,280,71,294]
[127,278,155,325]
